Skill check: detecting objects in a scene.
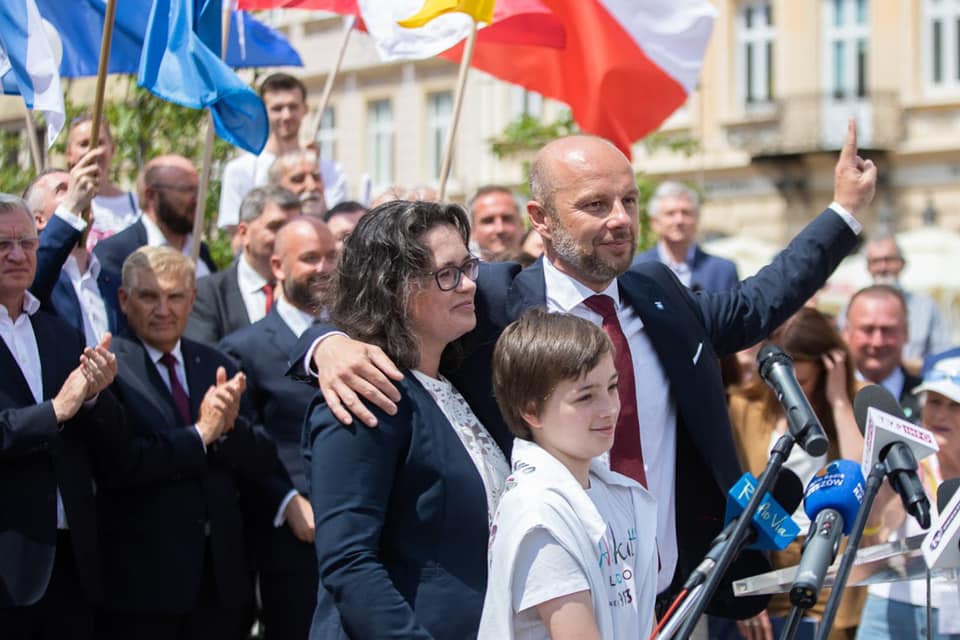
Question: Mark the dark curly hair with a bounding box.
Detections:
[325,199,471,370]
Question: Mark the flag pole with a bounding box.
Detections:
[22,106,42,173]
[310,14,356,142]
[82,0,117,248]
[437,20,477,201]
[192,0,233,263]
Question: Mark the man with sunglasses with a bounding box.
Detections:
[843,284,923,422]
[94,155,217,279]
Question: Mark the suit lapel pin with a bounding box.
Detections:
[654,301,664,310]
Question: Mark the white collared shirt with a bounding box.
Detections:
[141,215,211,278]
[856,366,906,403]
[237,255,270,325]
[1,292,72,528]
[542,256,679,593]
[275,296,316,339]
[656,242,697,288]
[62,252,109,348]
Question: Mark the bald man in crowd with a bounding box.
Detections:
[219,217,338,640]
[94,155,217,278]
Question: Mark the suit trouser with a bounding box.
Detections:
[0,531,96,640]
[98,540,252,640]
[258,524,319,640]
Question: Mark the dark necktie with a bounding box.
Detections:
[582,294,647,487]
[262,282,275,314]
[159,352,192,426]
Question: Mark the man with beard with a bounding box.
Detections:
[93,155,217,279]
[268,150,327,218]
[185,186,300,345]
[219,217,337,640]
[297,125,877,624]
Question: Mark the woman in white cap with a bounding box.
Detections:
[856,347,960,640]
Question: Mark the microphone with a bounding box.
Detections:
[789,460,865,609]
[757,344,830,457]
[854,385,936,529]
[922,478,960,570]
[683,469,803,589]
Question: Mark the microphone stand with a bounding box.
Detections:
[675,434,797,639]
[779,605,806,640]
[813,462,886,640]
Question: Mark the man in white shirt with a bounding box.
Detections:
[217,73,347,243]
[25,149,123,346]
[0,193,120,640]
[93,155,218,278]
[186,185,300,345]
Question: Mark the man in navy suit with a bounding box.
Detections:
[98,246,296,639]
[185,186,300,346]
[25,150,125,344]
[220,216,338,640]
[633,181,739,292]
[93,155,217,278]
[0,194,122,640]
[301,123,877,622]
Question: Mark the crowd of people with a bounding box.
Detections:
[3,70,960,640]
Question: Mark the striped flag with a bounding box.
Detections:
[0,0,65,146]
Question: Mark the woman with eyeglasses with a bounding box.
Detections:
[855,348,960,640]
[304,200,510,639]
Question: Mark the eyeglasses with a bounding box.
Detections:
[152,183,199,194]
[925,369,960,386]
[0,235,39,255]
[426,257,480,291]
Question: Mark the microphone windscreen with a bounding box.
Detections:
[803,459,866,535]
[853,385,906,436]
[771,469,804,515]
[937,478,960,513]
[756,343,789,378]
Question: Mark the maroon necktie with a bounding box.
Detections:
[262,282,275,314]
[582,294,648,487]
[159,352,192,427]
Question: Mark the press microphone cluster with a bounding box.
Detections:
[758,344,829,457]
[789,460,865,609]
[922,478,960,569]
[854,385,936,529]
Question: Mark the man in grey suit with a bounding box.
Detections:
[185,186,300,345]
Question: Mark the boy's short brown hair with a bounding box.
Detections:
[492,308,613,440]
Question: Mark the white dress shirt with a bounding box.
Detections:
[275,296,316,339]
[62,253,109,348]
[1,292,71,528]
[656,242,697,288]
[141,215,211,278]
[237,255,270,324]
[542,256,679,593]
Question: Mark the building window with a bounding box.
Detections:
[509,86,544,120]
[824,0,869,100]
[426,91,453,181]
[315,106,336,163]
[736,2,775,109]
[367,99,393,188]
[925,0,960,95]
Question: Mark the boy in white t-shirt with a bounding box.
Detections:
[479,309,658,640]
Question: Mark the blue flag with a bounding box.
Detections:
[0,0,65,146]
[139,0,268,154]
[33,0,302,77]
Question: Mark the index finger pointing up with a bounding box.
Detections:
[840,118,858,163]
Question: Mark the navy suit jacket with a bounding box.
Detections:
[32,213,125,337]
[0,311,124,607]
[634,244,740,292]
[305,375,492,639]
[186,261,249,346]
[92,218,217,278]
[219,308,318,571]
[98,336,293,614]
